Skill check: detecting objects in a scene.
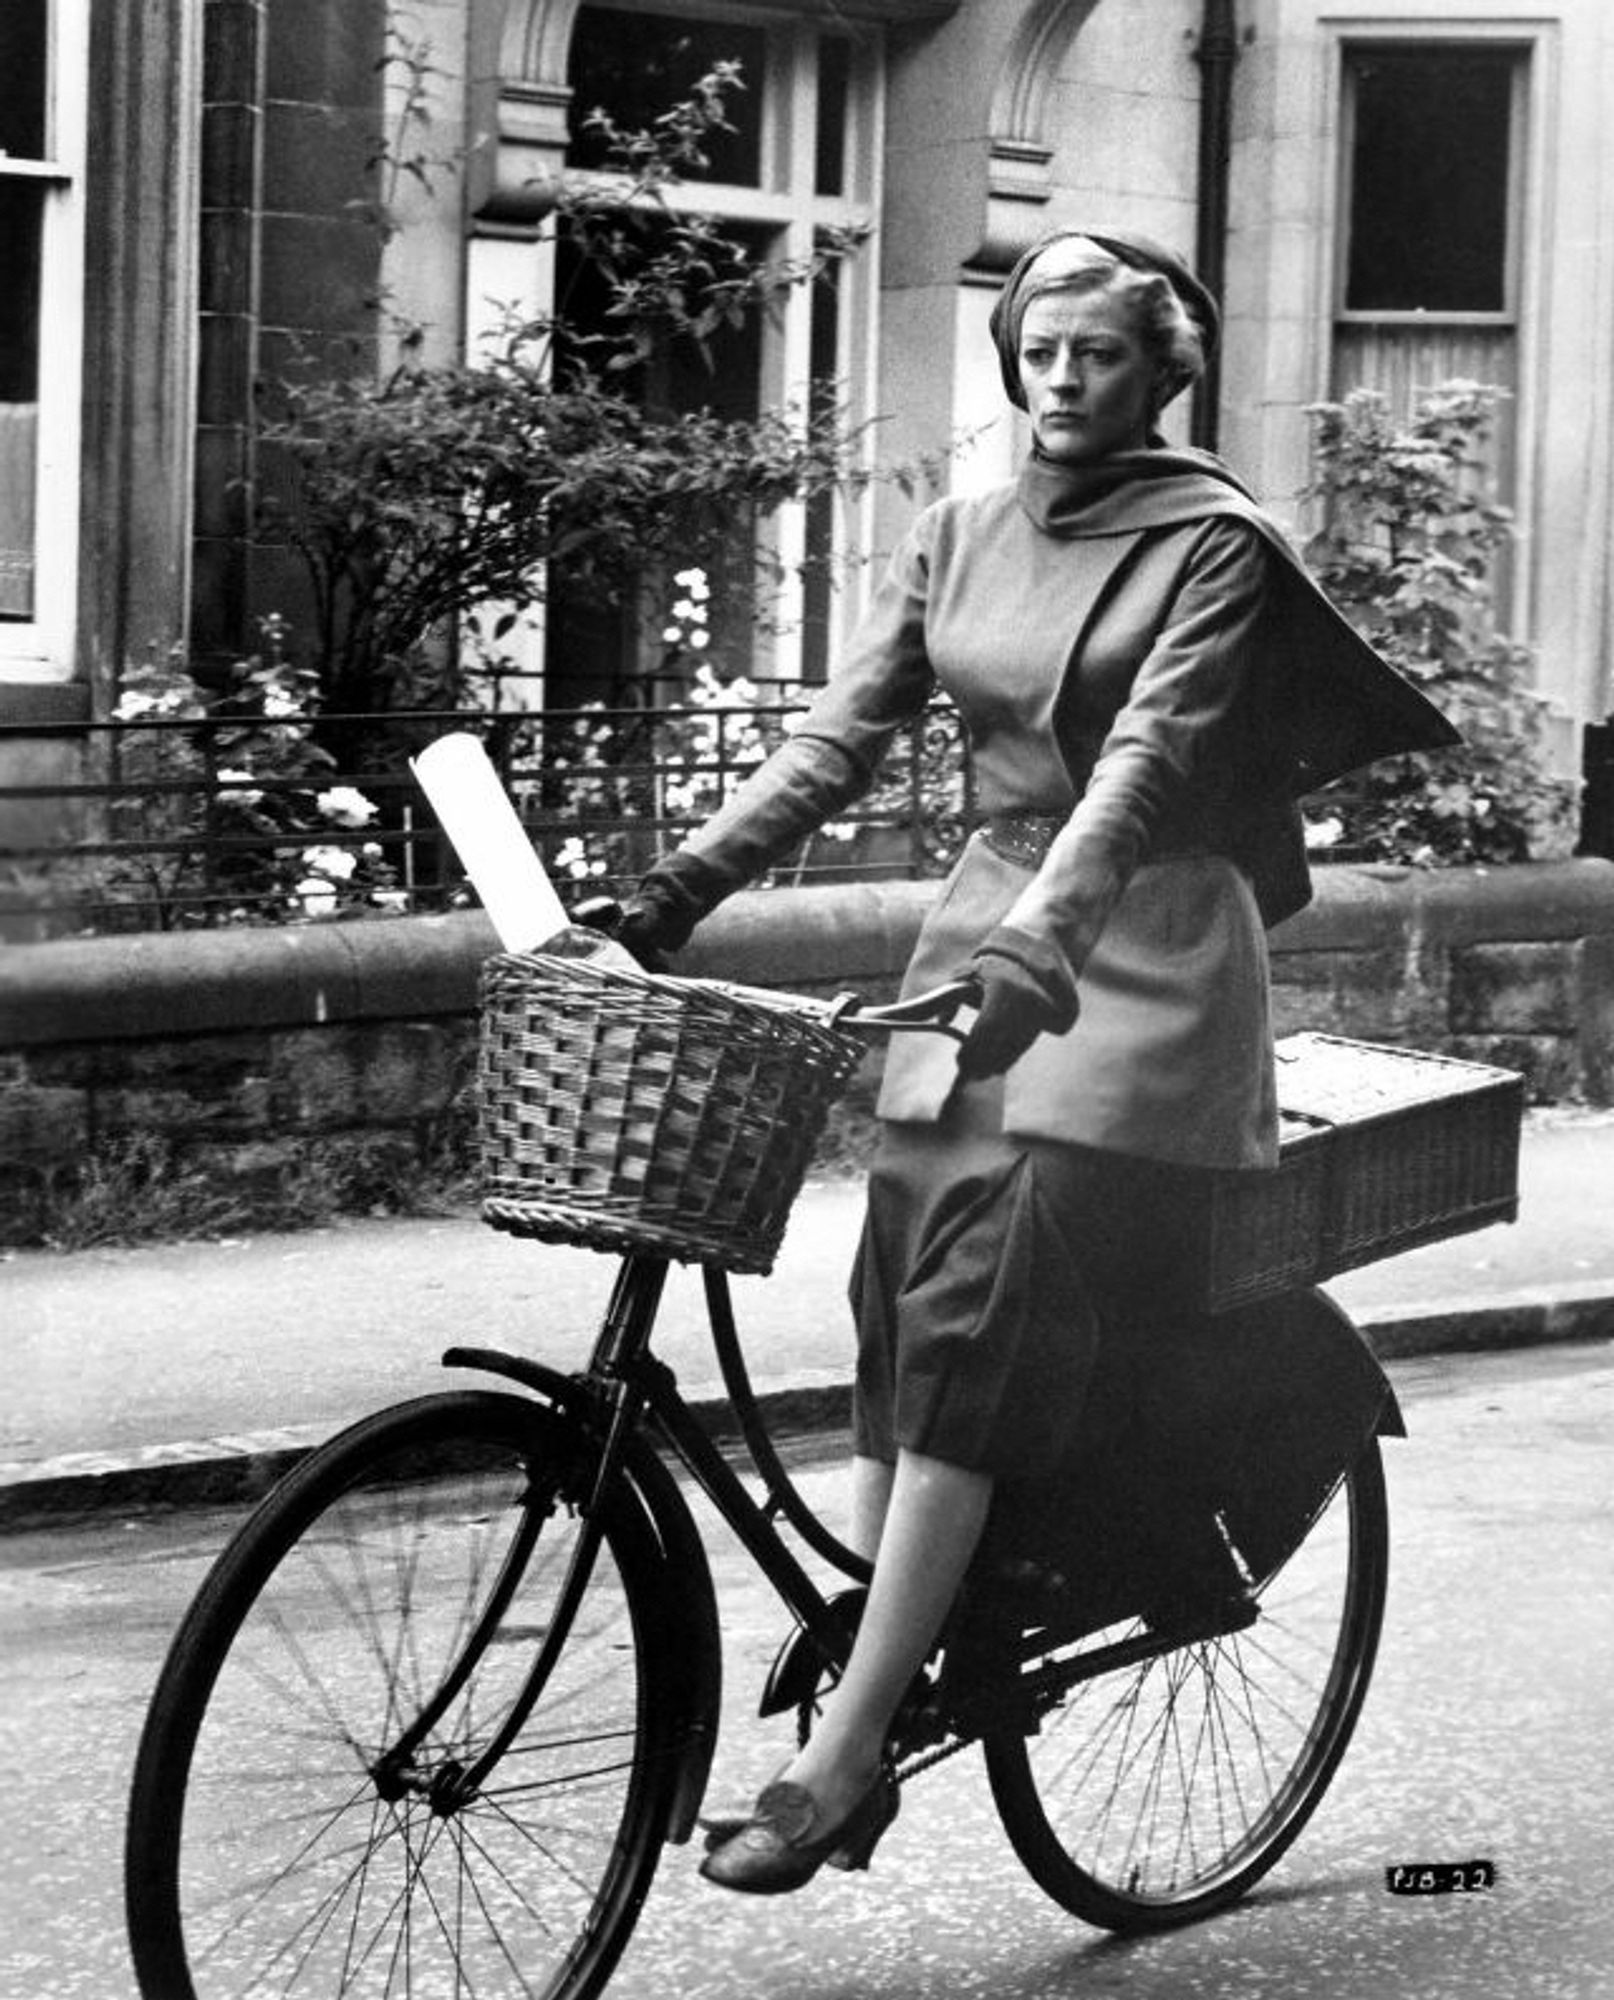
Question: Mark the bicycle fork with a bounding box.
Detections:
[441,1257,728,1842]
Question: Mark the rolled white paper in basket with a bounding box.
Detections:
[411,733,570,951]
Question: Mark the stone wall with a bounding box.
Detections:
[3,860,1611,1243]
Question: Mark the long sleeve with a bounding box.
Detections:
[1002,518,1270,975]
[650,516,939,914]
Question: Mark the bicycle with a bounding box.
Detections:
[125,946,1392,2000]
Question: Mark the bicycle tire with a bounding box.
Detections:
[126,1389,680,2000]
[984,1438,1389,1931]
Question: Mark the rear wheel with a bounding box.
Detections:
[126,1390,678,2000]
[984,1441,1389,1930]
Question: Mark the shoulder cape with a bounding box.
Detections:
[1017,447,1461,796]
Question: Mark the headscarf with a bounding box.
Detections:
[988,227,1220,413]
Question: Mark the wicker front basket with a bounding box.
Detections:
[476,951,867,1275]
[1197,1033,1525,1314]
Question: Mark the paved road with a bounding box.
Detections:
[2,1338,1610,1999]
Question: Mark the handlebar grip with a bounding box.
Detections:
[829,977,980,1041]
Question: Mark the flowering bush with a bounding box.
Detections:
[534,564,971,890]
[1304,382,1580,864]
[74,623,402,928]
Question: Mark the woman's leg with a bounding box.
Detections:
[849,1453,896,1561]
[781,1446,993,1825]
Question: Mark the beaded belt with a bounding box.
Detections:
[978,811,1211,871]
[978,811,1067,868]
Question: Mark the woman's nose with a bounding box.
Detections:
[1048,346,1082,391]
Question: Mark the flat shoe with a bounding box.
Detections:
[698,1771,899,1896]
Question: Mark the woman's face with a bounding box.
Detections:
[1016,287,1163,465]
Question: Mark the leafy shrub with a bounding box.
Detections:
[1303,382,1579,864]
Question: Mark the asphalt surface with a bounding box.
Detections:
[4,1340,1613,1998]
[5,1107,1613,1529]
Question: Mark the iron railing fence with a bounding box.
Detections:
[0,690,978,938]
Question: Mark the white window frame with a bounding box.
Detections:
[555,0,885,683]
[0,0,87,681]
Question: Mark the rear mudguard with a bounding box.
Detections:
[442,1346,721,1845]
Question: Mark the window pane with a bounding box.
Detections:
[815,35,851,198]
[567,7,765,187]
[546,222,767,703]
[553,220,763,421]
[0,180,41,618]
[0,0,48,159]
[1345,48,1515,313]
[802,254,841,683]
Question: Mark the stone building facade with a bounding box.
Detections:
[3,0,1613,827]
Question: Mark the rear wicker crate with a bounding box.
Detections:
[1199,1034,1525,1314]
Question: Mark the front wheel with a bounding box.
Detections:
[984,1439,1389,1931]
[126,1389,679,2000]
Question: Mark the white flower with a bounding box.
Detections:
[671,598,707,624]
[688,628,710,650]
[316,785,379,828]
[554,837,607,880]
[293,876,339,917]
[673,567,709,599]
[262,688,301,719]
[361,840,383,860]
[661,625,682,644]
[301,843,357,881]
[217,767,263,807]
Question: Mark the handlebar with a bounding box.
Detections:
[568,895,979,1042]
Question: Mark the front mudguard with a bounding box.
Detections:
[442,1346,722,1844]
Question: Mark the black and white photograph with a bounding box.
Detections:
[4,3,1612,1996]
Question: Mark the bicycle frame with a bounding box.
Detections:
[443,1242,1274,1842]
[443,1249,872,1842]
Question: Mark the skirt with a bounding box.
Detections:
[849,1082,1401,1603]
[849,1078,1211,1482]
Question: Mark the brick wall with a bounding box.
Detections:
[3,861,1611,1243]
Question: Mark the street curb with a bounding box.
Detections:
[4,1289,1611,1533]
[0,1382,858,1534]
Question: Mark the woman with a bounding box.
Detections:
[615,228,1456,1896]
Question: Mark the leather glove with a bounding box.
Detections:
[955,925,1080,1081]
[612,850,728,970]
[612,895,681,973]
